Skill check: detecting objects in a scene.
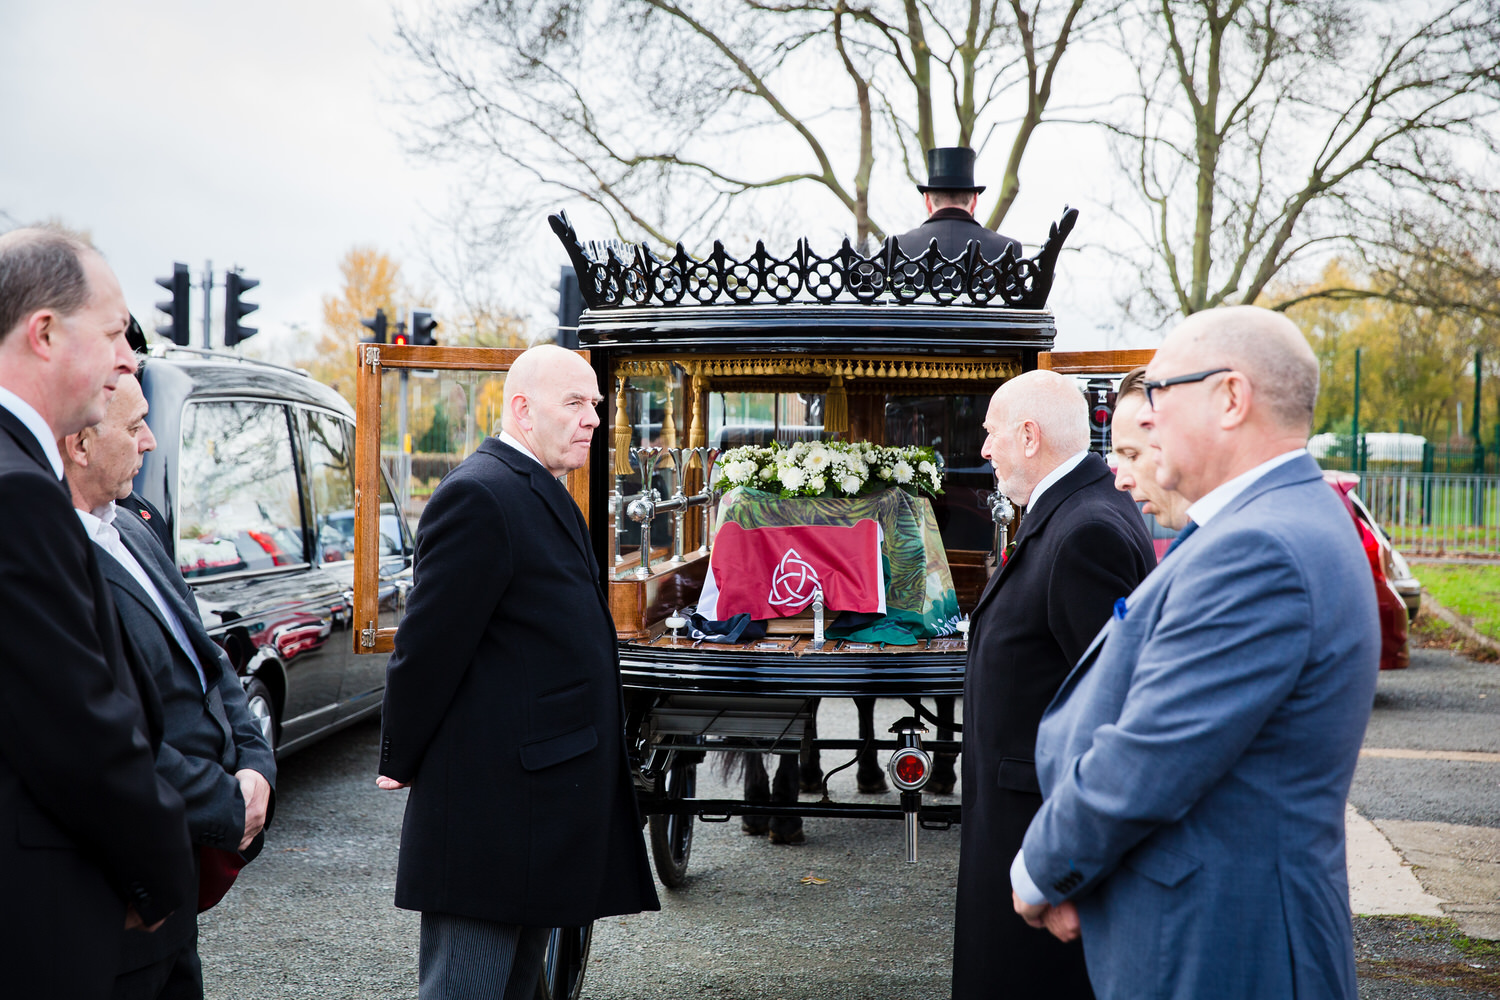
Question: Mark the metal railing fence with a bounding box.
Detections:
[1355,471,1500,556]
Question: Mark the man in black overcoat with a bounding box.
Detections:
[953,370,1154,1000]
[379,344,659,999]
[894,146,1022,260]
[63,372,277,1000]
[0,227,194,998]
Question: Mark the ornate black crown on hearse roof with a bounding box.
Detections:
[547,208,1077,311]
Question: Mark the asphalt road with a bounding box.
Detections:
[198,647,1500,999]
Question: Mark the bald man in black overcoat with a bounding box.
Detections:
[379,345,658,1000]
[953,370,1154,1000]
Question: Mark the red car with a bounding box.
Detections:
[1324,472,1410,670]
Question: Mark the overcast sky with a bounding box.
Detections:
[2,1,1144,360]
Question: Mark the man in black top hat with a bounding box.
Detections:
[895,146,1021,259]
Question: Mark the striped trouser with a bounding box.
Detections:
[418,912,550,1000]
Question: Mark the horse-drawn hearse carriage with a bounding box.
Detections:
[352,208,1145,998]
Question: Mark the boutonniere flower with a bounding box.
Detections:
[1113,597,1128,620]
[1001,540,1017,566]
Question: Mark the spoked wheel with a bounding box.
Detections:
[534,923,592,1000]
[648,755,697,888]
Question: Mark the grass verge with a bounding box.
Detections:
[1410,611,1500,663]
[1414,562,1500,641]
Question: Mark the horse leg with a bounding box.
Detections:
[930,696,957,795]
[799,697,824,793]
[742,753,770,836]
[855,697,888,794]
[769,752,806,845]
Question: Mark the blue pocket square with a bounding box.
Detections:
[1113,597,1128,620]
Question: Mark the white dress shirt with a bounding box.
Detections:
[1024,449,1090,509]
[1010,445,1311,905]
[0,386,64,478]
[77,502,208,691]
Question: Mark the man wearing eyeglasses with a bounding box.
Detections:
[1012,305,1380,1000]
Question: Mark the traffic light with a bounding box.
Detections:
[555,266,583,349]
[155,262,191,346]
[411,309,438,346]
[392,319,409,347]
[224,270,259,347]
[360,308,388,344]
[1086,377,1116,456]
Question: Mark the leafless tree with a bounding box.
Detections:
[393,0,1114,251]
[1104,0,1500,326]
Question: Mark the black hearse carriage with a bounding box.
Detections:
[352,208,1148,999]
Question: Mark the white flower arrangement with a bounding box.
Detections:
[712,440,943,499]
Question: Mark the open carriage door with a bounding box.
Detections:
[351,343,591,654]
[1036,349,1156,374]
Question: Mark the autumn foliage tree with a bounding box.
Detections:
[299,247,410,404]
[1281,257,1500,441]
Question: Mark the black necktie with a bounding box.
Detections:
[1163,519,1199,557]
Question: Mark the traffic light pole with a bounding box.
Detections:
[202,260,214,349]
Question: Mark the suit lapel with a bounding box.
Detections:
[0,407,63,488]
[95,543,178,641]
[483,438,594,569]
[111,515,221,683]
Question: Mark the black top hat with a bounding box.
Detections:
[916,146,984,194]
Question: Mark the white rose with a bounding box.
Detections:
[919,460,935,475]
[808,474,827,493]
[759,466,775,480]
[877,465,893,479]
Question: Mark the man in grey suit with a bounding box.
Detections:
[1011,306,1380,999]
[63,371,276,1000]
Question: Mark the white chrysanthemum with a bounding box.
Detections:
[892,460,914,484]
[839,473,861,494]
[780,466,807,490]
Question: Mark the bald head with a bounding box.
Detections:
[1164,305,1318,434]
[980,369,1090,504]
[990,371,1090,452]
[1141,305,1319,502]
[501,344,603,477]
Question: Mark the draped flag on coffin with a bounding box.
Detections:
[698,519,886,620]
[698,488,961,641]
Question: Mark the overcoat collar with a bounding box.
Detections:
[971,452,1112,618]
[482,437,594,570]
[95,515,220,683]
[0,406,56,477]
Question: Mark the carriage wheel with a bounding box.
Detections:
[649,757,696,888]
[534,924,592,1000]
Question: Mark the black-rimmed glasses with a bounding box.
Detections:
[1143,367,1232,408]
